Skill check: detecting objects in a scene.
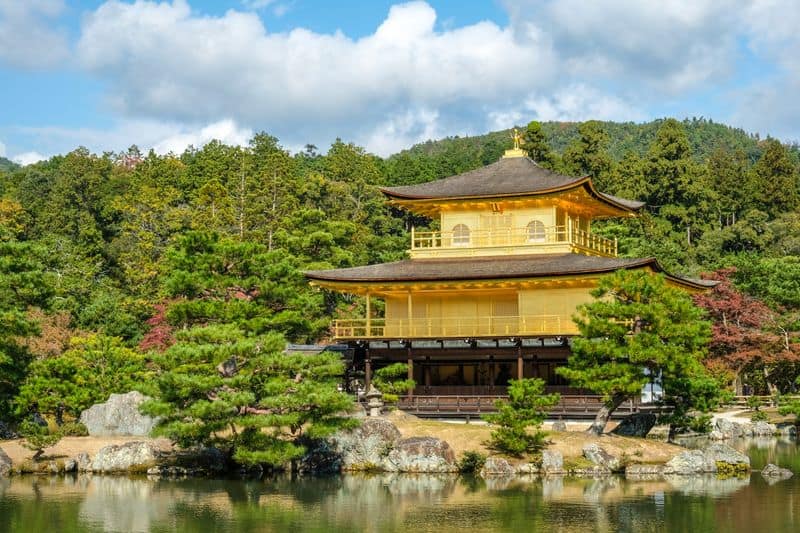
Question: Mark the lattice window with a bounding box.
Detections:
[527,220,546,242]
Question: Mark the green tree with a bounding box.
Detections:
[482,378,559,456]
[18,419,61,460]
[749,138,799,218]
[142,324,357,468]
[522,121,556,168]
[0,239,55,415]
[372,362,415,403]
[562,121,613,187]
[14,334,150,419]
[558,270,715,435]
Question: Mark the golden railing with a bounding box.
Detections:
[332,315,578,339]
[411,224,617,256]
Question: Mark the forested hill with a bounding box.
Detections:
[383,118,798,187]
[0,157,17,173]
[0,118,799,352]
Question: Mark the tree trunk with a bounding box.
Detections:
[586,393,628,436]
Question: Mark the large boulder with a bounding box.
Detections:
[89,441,160,473]
[80,391,159,437]
[703,443,750,472]
[541,450,564,475]
[776,423,797,437]
[751,421,777,436]
[480,456,515,477]
[714,418,744,439]
[386,437,457,473]
[612,413,656,438]
[664,443,750,475]
[663,449,709,475]
[551,420,567,432]
[0,447,11,477]
[334,418,401,471]
[582,443,621,471]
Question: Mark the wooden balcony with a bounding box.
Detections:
[396,394,645,419]
[410,224,617,258]
[332,315,579,340]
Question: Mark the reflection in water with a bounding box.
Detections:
[0,440,798,533]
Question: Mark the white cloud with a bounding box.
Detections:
[13,151,46,166]
[152,119,253,153]
[15,118,254,158]
[0,140,6,158]
[0,0,69,68]
[75,0,556,152]
[361,107,442,156]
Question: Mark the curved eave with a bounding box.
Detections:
[305,256,713,293]
[382,178,644,217]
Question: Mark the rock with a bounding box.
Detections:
[80,391,160,437]
[89,441,160,473]
[299,439,342,474]
[551,420,567,432]
[63,458,77,473]
[146,465,204,478]
[480,457,515,477]
[708,430,725,440]
[334,418,401,471]
[386,437,457,473]
[761,463,793,480]
[703,443,750,472]
[0,447,11,477]
[625,464,664,478]
[47,461,60,474]
[571,465,611,477]
[75,452,91,472]
[612,413,656,438]
[582,443,621,471]
[0,421,17,440]
[663,450,710,475]
[515,462,539,475]
[776,423,797,437]
[646,425,670,441]
[751,421,777,436]
[541,450,564,475]
[714,418,744,439]
[665,443,750,475]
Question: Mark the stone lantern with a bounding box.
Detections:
[365,385,384,417]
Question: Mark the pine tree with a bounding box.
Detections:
[558,270,717,436]
[522,121,556,168]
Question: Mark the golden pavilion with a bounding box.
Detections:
[305,138,713,407]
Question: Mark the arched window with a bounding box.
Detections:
[527,220,546,242]
[452,224,470,246]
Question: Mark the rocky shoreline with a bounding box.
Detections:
[1,415,795,483]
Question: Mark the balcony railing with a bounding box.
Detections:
[410,224,617,257]
[332,315,578,339]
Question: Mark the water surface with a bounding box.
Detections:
[1,438,798,532]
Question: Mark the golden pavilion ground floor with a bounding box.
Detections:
[333,338,653,419]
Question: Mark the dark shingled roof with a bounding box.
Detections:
[305,253,717,290]
[381,156,644,211]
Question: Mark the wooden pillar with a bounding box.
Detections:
[489,356,495,390]
[365,292,371,336]
[407,291,413,336]
[517,343,523,380]
[424,359,431,388]
[365,348,372,392]
[407,343,414,399]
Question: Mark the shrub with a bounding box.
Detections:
[19,419,61,460]
[457,451,487,474]
[59,421,89,436]
[750,410,769,422]
[482,378,559,457]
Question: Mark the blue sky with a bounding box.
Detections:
[1,0,799,164]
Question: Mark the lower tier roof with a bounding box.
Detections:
[304,253,717,291]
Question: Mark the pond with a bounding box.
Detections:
[1,437,799,532]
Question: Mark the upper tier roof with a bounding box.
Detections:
[305,253,717,291]
[381,156,644,211]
